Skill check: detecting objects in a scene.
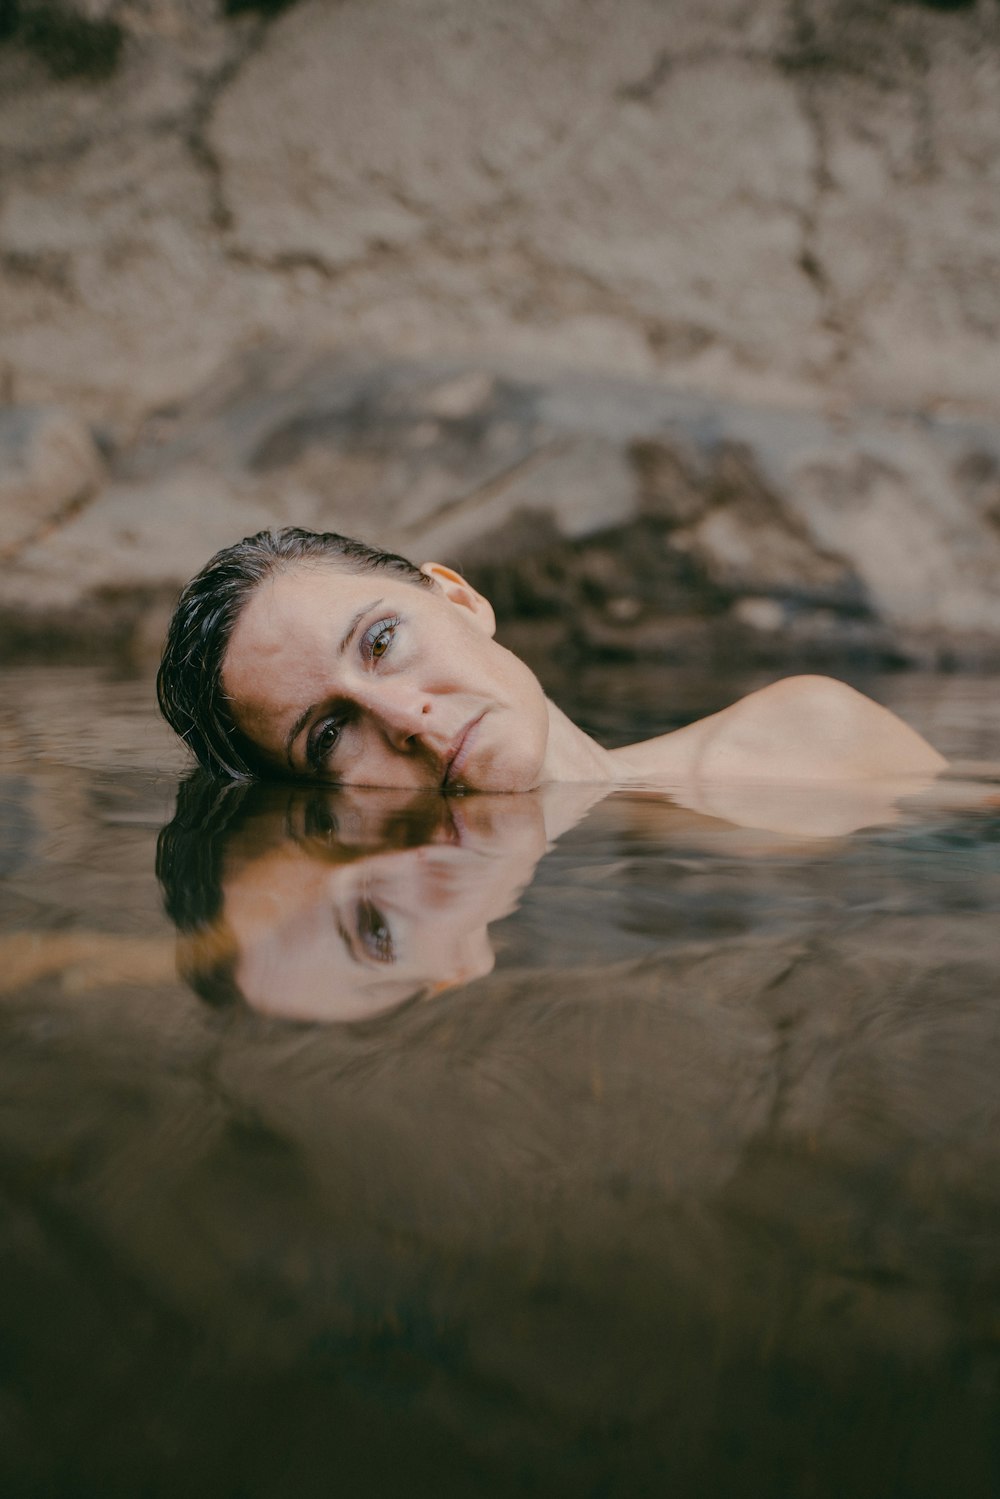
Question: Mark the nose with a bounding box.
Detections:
[359,681,432,753]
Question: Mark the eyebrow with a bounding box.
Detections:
[340,598,383,655]
[285,703,317,770]
[337,918,363,967]
[283,598,384,770]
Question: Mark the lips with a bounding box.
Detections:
[442,713,485,789]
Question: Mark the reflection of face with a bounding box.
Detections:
[222,562,551,792]
[219,789,547,1023]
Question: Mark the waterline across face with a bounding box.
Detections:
[225,819,497,1022]
[214,785,551,1023]
[221,561,553,792]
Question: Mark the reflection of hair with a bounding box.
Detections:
[157,772,255,927]
[157,771,450,1013]
[156,771,255,1007]
[157,526,431,780]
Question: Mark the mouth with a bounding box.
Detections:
[442,713,486,790]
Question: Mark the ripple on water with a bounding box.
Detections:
[0,663,998,1499]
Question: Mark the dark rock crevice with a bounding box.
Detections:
[1,0,123,81]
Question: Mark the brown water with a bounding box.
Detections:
[1,663,999,1499]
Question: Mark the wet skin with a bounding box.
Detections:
[222,561,948,792]
[206,786,557,1023]
[222,562,608,793]
[174,772,964,1025]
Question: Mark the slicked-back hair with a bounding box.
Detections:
[156,771,445,1015]
[157,526,431,780]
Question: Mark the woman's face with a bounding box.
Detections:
[221,561,552,792]
[224,835,499,1022]
[215,787,546,1022]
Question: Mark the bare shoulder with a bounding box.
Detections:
[696,675,946,781]
[612,675,947,784]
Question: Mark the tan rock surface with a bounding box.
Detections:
[2,353,998,664]
[2,0,1000,659]
[3,0,1000,429]
[0,405,105,553]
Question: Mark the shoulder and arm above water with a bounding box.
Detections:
[154,529,948,811]
[609,675,948,787]
[592,675,952,840]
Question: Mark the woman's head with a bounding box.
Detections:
[158,526,552,792]
[157,775,543,1022]
[158,527,434,780]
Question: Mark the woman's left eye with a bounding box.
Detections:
[363,616,400,662]
[304,798,338,840]
[357,898,394,963]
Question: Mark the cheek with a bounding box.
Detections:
[224,683,300,771]
[496,675,550,786]
[472,735,546,794]
[407,912,493,977]
[332,733,438,790]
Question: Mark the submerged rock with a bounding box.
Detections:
[2,0,1000,430]
[0,404,105,555]
[2,353,999,669]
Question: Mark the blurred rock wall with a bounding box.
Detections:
[2,0,1000,662]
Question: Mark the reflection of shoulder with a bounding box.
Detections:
[695,675,946,783]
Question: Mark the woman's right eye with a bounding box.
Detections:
[309,718,342,771]
[357,898,394,963]
[304,797,338,839]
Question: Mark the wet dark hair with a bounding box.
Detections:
[157,526,432,780]
[155,771,254,1007]
[156,770,358,1009]
[156,771,253,934]
[156,770,449,1014]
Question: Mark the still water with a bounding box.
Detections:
[1,663,999,1498]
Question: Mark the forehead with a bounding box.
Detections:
[222,563,385,718]
[224,849,423,1020]
[235,561,378,643]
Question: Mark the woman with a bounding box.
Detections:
[157,774,583,1021]
[157,526,946,791]
[159,762,941,1023]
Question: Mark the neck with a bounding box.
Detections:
[540,698,616,786]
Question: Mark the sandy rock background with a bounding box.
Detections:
[1,0,999,664]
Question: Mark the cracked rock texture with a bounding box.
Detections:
[3,352,1000,668]
[0,405,105,553]
[1,0,1000,660]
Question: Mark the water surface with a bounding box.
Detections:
[1,664,998,1499]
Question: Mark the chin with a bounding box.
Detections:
[465,748,545,795]
[451,691,549,793]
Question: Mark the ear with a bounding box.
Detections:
[419,562,496,636]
